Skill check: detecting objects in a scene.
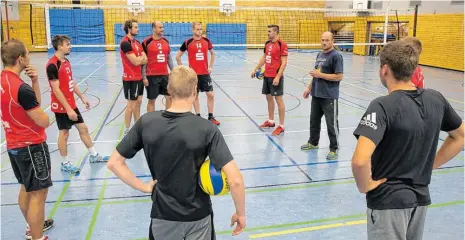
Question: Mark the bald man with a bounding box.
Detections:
[301,31,344,160]
[142,21,174,112]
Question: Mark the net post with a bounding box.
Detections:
[383,3,390,44]
[4,0,10,40]
[413,4,418,37]
[44,4,52,49]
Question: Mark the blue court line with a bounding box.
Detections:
[75,85,124,175]
[212,81,313,181]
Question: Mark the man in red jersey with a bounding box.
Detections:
[120,19,148,134]
[175,22,220,125]
[47,35,109,174]
[402,37,425,88]
[1,39,53,240]
[251,25,288,136]
[142,21,174,112]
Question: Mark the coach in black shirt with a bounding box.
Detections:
[351,40,464,240]
[107,66,246,239]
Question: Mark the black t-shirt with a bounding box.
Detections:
[116,111,233,221]
[353,89,462,210]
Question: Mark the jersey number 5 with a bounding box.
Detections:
[265,55,271,64]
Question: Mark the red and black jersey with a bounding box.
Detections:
[263,39,288,77]
[120,36,144,81]
[142,36,171,76]
[46,55,77,113]
[180,37,213,75]
[1,70,47,149]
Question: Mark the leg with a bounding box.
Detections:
[266,94,275,121]
[322,99,339,159]
[185,215,213,240]
[259,77,276,128]
[133,80,144,122]
[19,185,31,221]
[271,76,285,135]
[193,95,200,114]
[57,129,80,172]
[406,206,428,240]
[123,80,142,133]
[125,100,137,130]
[159,75,171,110]
[302,97,323,150]
[145,76,160,113]
[206,91,214,117]
[27,188,48,239]
[74,122,109,163]
[367,208,409,240]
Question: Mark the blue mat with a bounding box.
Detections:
[206,23,246,50]
[48,9,105,52]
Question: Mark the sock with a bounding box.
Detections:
[268,119,275,124]
[280,125,284,128]
[61,155,68,164]
[88,147,97,156]
[208,113,213,119]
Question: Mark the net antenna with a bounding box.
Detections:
[219,0,235,17]
[127,0,144,17]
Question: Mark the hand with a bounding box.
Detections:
[309,69,322,79]
[303,87,311,99]
[81,97,90,109]
[67,109,78,121]
[230,213,246,236]
[250,69,257,79]
[208,67,212,74]
[365,178,387,193]
[25,65,38,82]
[143,78,149,87]
[272,76,280,86]
[142,179,157,193]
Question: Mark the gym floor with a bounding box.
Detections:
[1,49,464,240]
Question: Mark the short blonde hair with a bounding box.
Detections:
[192,22,202,29]
[168,66,198,99]
[402,37,422,55]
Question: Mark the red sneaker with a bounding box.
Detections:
[209,117,220,126]
[259,120,275,128]
[272,125,284,136]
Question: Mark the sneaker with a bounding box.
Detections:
[25,219,54,239]
[326,151,338,160]
[301,143,319,150]
[61,161,80,173]
[209,117,220,126]
[259,120,275,128]
[88,153,110,163]
[272,126,284,136]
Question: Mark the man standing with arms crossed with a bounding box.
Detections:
[175,22,220,126]
[142,21,174,112]
[107,66,245,239]
[120,19,148,134]
[301,32,344,160]
[351,40,464,240]
[47,35,109,173]
[251,24,288,136]
[1,39,53,240]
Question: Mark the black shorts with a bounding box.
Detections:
[197,74,213,92]
[123,80,144,100]
[262,76,284,96]
[8,142,53,192]
[54,108,84,130]
[146,75,169,100]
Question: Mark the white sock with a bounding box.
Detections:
[61,156,68,164]
[88,147,97,156]
[268,119,275,124]
[280,125,284,128]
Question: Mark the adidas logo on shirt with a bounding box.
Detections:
[360,112,377,130]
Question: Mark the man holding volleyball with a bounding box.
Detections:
[107,66,246,239]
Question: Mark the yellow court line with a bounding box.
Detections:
[249,219,367,239]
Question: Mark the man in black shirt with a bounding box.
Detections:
[351,40,464,240]
[107,66,246,239]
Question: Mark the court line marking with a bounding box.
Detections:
[0,63,108,149]
[46,166,463,209]
[129,199,464,240]
[213,81,313,181]
[247,200,465,238]
[47,84,123,219]
[85,123,125,240]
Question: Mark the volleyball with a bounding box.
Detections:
[198,159,230,196]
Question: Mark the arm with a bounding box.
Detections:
[176,41,187,66]
[167,54,174,70]
[18,84,50,128]
[121,41,146,66]
[254,54,266,71]
[318,72,343,81]
[222,160,245,216]
[311,53,344,81]
[24,65,41,105]
[209,49,216,70]
[73,85,85,100]
[433,123,465,169]
[351,101,387,193]
[107,118,155,193]
[433,96,464,169]
[276,55,288,78]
